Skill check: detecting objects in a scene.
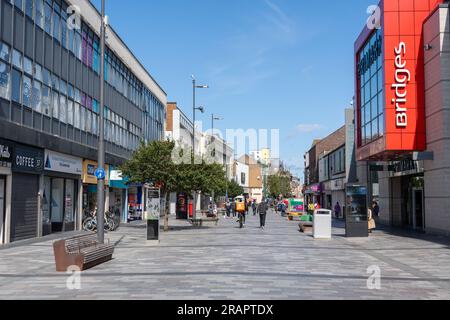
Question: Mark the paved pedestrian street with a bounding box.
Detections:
[0,211,450,300]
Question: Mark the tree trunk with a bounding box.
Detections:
[164,191,170,232]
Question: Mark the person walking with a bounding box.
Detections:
[372,201,380,219]
[258,198,269,229]
[368,208,376,234]
[334,202,342,219]
[225,200,231,218]
[231,200,236,218]
[252,200,257,216]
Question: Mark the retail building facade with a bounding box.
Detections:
[354,0,450,235]
[0,0,166,244]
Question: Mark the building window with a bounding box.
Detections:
[22,75,32,107]
[44,1,52,35]
[357,28,383,146]
[25,0,33,19]
[0,42,10,62]
[14,0,23,11]
[52,91,59,119]
[12,50,22,70]
[42,85,51,116]
[11,69,21,103]
[35,0,44,29]
[0,61,10,100]
[24,56,33,76]
[32,80,42,112]
[52,2,61,42]
[74,103,80,129]
[59,94,66,123]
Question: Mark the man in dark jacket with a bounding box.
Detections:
[258,198,269,229]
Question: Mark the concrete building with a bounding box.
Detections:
[0,0,167,244]
[238,154,263,202]
[353,0,450,235]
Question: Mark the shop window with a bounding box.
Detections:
[51,178,64,227]
[65,180,75,225]
[0,61,11,100]
[31,80,42,112]
[11,69,21,103]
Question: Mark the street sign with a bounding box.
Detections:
[94,168,106,180]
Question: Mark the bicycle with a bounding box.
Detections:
[82,208,116,232]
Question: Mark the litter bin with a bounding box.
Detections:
[313,209,332,239]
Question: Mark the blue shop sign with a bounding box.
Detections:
[109,167,129,189]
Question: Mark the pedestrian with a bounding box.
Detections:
[334,202,341,219]
[368,208,376,233]
[258,197,268,229]
[225,200,231,218]
[372,201,380,218]
[252,200,257,216]
[232,201,236,218]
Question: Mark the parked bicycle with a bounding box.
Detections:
[82,207,119,232]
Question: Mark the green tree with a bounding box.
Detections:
[120,140,228,231]
[268,174,292,198]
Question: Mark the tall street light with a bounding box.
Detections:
[191,76,208,219]
[211,114,223,158]
[96,0,107,243]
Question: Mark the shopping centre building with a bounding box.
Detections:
[354,0,450,235]
[0,0,167,244]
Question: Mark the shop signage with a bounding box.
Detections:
[392,42,410,128]
[110,170,123,181]
[389,160,418,173]
[0,139,13,168]
[44,150,82,175]
[357,34,382,77]
[82,160,110,185]
[12,144,44,174]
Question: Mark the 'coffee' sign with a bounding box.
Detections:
[12,144,44,174]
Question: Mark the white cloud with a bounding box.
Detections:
[294,124,322,133]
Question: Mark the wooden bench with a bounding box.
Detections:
[53,234,115,272]
[188,217,219,227]
[299,221,313,233]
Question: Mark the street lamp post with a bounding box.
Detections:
[211,114,223,158]
[191,76,208,219]
[96,0,107,243]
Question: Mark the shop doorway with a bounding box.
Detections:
[412,188,425,231]
[43,177,78,235]
[0,176,5,244]
[399,175,425,230]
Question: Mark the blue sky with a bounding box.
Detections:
[91,0,375,178]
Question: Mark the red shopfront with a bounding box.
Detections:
[355,0,444,161]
